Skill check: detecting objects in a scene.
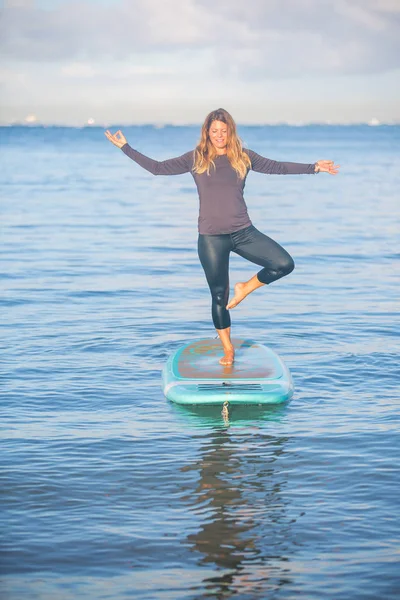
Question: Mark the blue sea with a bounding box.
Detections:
[1,124,399,600]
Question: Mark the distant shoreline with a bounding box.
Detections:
[1,122,399,129]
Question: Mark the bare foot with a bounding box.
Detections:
[226,282,248,310]
[219,347,235,366]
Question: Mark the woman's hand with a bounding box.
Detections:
[315,160,340,175]
[104,129,127,149]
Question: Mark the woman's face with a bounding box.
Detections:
[208,120,228,153]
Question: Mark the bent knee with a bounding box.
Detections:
[277,256,295,278]
[284,256,295,276]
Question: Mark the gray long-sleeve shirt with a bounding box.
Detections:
[121,143,316,235]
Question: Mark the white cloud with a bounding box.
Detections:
[61,63,97,78]
[59,62,174,78]
[0,0,399,75]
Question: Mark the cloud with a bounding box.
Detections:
[60,62,174,78]
[0,0,210,61]
[0,0,399,77]
[193,0,400,77]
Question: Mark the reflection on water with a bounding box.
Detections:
[171,403,287,428]
[172,405,293,597]
[184,425,292,598]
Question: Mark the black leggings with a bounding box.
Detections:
[198,224,294,330]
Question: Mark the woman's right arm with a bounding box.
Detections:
[105,129,192,176]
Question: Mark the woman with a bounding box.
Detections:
[105,108,339,366]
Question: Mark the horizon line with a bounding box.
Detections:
[1,120,399,128]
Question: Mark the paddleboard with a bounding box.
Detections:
[162,338,293,405]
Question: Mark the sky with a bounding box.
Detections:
[0,0,399,125]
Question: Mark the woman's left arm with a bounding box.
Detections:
[247,149,340,175]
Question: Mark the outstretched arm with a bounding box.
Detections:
[120,144,193,175]
[104,129,193,175]
[246,149,339,175]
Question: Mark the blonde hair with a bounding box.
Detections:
[193,108,251,179]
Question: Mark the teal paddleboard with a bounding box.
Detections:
[162,338,293,405]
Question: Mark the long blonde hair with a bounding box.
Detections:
[193,108,251,179]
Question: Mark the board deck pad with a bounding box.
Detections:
[176,339,278,379]
[162,338,293,405]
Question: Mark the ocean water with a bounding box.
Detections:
[1,124,399,600]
